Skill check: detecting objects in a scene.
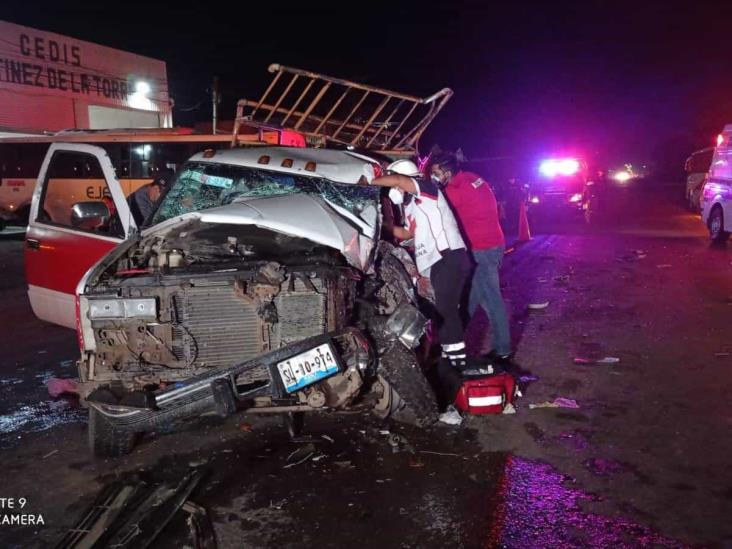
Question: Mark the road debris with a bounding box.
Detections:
[409,456,425,468]
[529,397,580,409]
[333,460,353,468]
[387,433,414,453]
[238,422,253,432]
[528,302,550,310]
[321,434,335,443]
[57,470,206,549]
[182,501,217,549]
[438,405,464,425]
[270,499,287,510]
[419,450,461,457]
[284,443,316,468]
[574,356,620,364]
[47,377,79,398]
[42,449,58,459]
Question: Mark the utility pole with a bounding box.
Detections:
[212,76,219,134]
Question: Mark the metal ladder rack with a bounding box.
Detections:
[232,63,453,154]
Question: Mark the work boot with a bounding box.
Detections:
[441,341,468,370]
[487,349,514,367]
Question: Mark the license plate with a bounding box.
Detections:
[276,343,339,393]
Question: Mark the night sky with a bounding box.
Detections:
[4,0,732,171]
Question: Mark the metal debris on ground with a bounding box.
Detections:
[57,470,206,549]
[182,501,217,549]
[284,443,316,468]
[528,302,550,310]
[529,397,580,410]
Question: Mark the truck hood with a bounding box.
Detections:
[144,193,378,271]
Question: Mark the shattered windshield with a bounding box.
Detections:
[151,161,380,226]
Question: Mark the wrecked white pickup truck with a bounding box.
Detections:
[24,64,453,456]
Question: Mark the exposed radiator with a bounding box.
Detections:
[172,276,326,369]
[174,283,265,368]
[273,276,327,345]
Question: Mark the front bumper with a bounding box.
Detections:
[88,328,370,432]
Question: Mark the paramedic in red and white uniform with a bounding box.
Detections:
[430,152,511,363]
[370,159,471,369]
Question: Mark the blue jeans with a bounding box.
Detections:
[469,246,511,355]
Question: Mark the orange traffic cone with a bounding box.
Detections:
[517,200,531,242]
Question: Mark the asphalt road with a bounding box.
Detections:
[1,180,731,548]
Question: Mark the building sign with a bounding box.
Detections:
[0,20,169,113]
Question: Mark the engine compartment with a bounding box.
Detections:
[81,221,358,390]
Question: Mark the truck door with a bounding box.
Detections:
[25,143,136,329]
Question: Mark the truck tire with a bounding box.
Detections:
[709,206,730,243]
[88,407,137,458]
[377,343,439,427]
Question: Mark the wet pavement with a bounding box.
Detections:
[1,181,731,547]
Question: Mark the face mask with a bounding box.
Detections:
[388,187,404,205]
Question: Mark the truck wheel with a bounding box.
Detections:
[88,407,137,458]
[709,206,730,243]
[377,343,438,427]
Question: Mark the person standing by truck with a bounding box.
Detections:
[429,152,512,364]
[127,170,174,226]
[369,159,472,371]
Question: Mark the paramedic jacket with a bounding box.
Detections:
[403,177,465,275]
[443,171,505,251]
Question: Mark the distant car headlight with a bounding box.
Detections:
[613,171,631,182]
[88,298,157,320]
[530,196,540,204]
[569,193,583,203]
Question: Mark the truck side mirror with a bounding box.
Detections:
[71,201,110,230]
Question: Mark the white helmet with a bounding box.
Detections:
[386,159,421,177]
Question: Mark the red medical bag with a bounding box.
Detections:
[454,372,517,414]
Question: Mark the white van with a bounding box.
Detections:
[701,125,732,242]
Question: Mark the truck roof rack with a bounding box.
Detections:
[232,63,453,155]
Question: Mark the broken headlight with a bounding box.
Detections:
[88,298,157,320]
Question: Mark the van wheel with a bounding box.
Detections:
[88,407,137,458]
[709,206,730,243]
